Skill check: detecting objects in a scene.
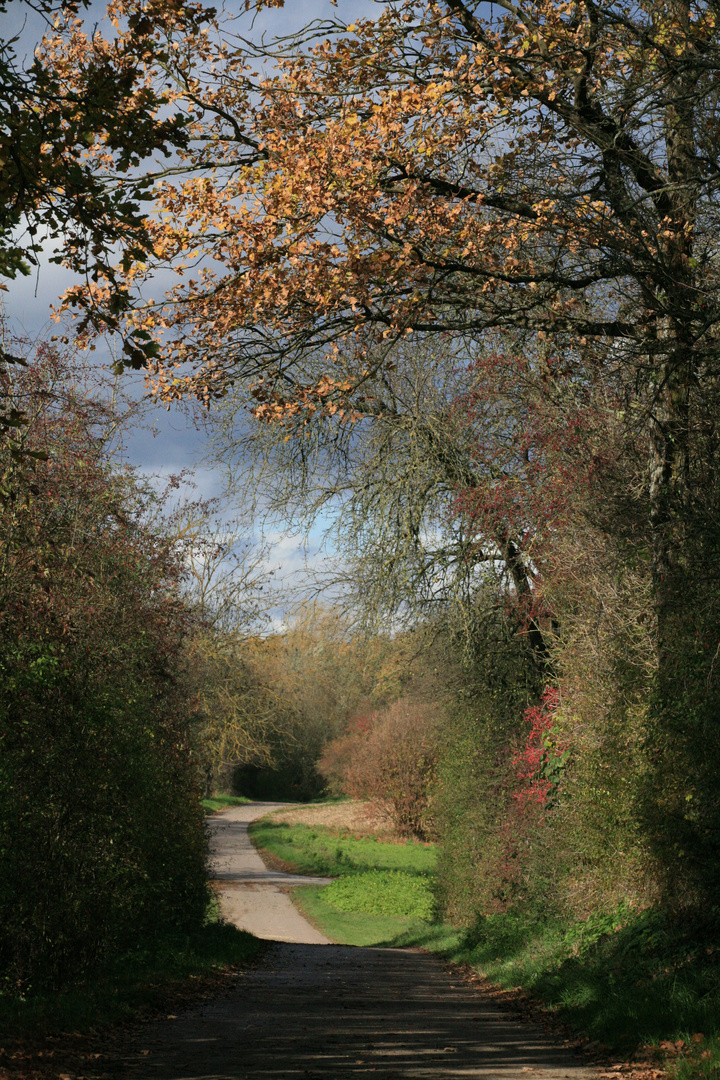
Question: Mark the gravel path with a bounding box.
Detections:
[120,943,596,1080]
[113,803,597,1080]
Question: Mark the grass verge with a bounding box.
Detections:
[0,915,263,1036]
[293,884,432,947]
[248,819,436,877]
[397,905,720,1073]
[201,793,252,813]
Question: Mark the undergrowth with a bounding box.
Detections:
[0,918,263,1035]
[459,905,720,1052]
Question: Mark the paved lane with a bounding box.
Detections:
[207,802,332,945]
[118,942,598,1080]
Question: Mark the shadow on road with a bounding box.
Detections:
[117,941,595,1080]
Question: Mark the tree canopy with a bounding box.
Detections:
[64,0,719,654]
[1,0,214,362]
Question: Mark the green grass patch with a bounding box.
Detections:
[248,819,437,877]
[293,883,434,947]
[462,906,720,1052]
[0,919,263,1036]
[324,869,436,920]
[201,793,252,813]
[250,817,439,945]
[670,1037,720,1080]
[396,903,720,1061]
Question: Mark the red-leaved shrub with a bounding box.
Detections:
[319,699,441,839]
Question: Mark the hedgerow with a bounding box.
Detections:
[0,341,208,989]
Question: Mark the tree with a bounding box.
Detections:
[204,335,492,628]
[1,0,217,489]
[1,0,214,383]
[0,335,208,986]
[319,698,442,839]
[65,0,720,897]
[205,330,572,663]
[170,498,274,635]
[78,0,718,661]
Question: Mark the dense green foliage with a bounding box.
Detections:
[0,344,209,990]
[430,615,544,921]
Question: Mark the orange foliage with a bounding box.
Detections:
[319,699,441,839]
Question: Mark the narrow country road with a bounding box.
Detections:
[208,802,332,944]
[113,803,597,1080]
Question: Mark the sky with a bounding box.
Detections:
[3,0,383,618]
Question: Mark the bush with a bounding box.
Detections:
[429,609,546,922]
[0,342,208,989]
[319,698,441,839]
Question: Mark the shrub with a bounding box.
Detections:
[319,698,441,839]
[0,341,208,989]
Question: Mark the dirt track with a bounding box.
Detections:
[112,803,597,1080]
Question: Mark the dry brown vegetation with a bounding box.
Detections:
[268,801,398,838]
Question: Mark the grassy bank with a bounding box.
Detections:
[395,906,720,1062]
[252,809,720,1076]
[457,906,720,1051]
[249,816,438,946]
[201,793,252,813]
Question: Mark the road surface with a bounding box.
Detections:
[208,802,331,944]
[112,802,597,1080]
